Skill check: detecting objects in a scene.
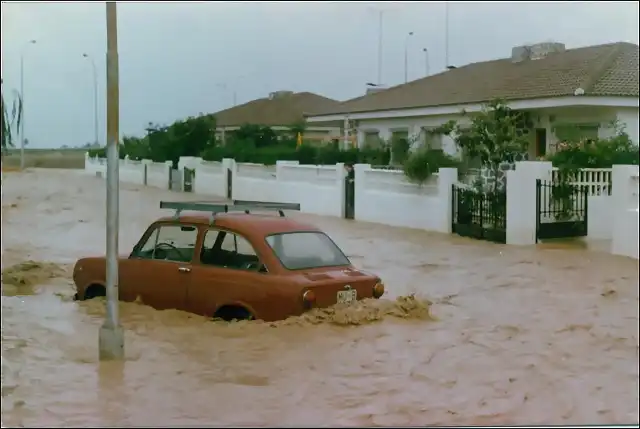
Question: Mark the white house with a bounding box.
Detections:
[306,41,639,158]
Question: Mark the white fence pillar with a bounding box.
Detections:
[354,164,371,220]
[141,159,151,186]
[506,161,553,245]
[335,163,346,218]
[222,158,236,200]
[437,167,458,234]
[611,165,639,259]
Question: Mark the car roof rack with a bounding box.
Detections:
[159,200,300,222]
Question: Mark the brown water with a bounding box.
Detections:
[2,169,639,427]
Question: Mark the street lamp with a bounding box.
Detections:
[404,31,414,84]
[82,53,99,146]
[422,48,430,77]
[99,1,124,361]
[19,39,36,170]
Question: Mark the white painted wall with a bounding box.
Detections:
[144,161,173,190]
[120,158,146,185]
[611,165,639,259]
[354,165,458,233]
[615,107,640,144]
[277,162,346,217]
[193,160,225,197]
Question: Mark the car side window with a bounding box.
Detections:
[136,224,198,263]
[201,229,261,271]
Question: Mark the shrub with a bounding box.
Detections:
[403,148,461,185]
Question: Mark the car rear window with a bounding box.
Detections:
[265,232,350,270]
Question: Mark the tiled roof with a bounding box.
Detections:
[311,42,639,117]
[212,92,341,127]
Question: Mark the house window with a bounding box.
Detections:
[364,131,381,148]
[422,127,443,150]
[554,123,600,142]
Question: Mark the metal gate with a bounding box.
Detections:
[183,167,194,192]
[226,168,233,199]
[451,185,507,243]
[344,167,355,219]
[536,179,588,240]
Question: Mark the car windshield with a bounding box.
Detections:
[265,232,350,270]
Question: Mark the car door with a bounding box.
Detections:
[125,222,199,311]
[187,228,268,317]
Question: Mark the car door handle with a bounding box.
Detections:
[178,267,191,273]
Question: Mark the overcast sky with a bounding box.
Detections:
[2,1,639,148]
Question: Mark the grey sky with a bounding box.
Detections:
[2,1,638,148]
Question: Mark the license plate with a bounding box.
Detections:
[337,289,357,304]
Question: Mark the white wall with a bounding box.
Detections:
[354,165,458,233]
[277,162,345,217]
[144,160,172,190]
[615,107,640,144]
[120,158,146,185]
[193,160,226,197]
[611,165,639,259]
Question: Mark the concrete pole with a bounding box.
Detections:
[99,1,124,361]
[83,54,99,146]
[404,32,414,84]
[377,10,383,85]
[445,2,450,68]
[422,47,430,77]
[19,39,36,170]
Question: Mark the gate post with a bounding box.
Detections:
[222,158,236,200]
[506,161,552,245]
[436,167,458,234]
[352,164,371,220]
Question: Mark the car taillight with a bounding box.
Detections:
[302,290,316,309]
[373,281,385,299]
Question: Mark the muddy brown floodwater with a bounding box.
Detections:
[2,169,639,427]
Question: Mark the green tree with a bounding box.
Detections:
[452,99,531,193]
[1,79,22,153]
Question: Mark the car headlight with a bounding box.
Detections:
[373,281,385,298]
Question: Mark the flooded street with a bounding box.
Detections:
[2,169,639,426]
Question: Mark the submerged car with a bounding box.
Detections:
[73,200,385,321]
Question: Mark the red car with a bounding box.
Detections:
[73,200,385,321]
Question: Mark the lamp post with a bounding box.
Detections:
[82,53,99,146]
[19,39,36,170]
[422,47,430,77]
[404,31,414,83]
[99,1,124,361]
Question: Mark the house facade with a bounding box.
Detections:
[306,42,639,159]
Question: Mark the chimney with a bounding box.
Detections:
[512,42,566,63]
[268,90,294,100]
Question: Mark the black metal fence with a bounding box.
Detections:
[536,179,588,240]
[451,185,507,243]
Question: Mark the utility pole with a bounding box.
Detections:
[82,53,99,146]
[377,10,383,85]
[404,31,414,83]
[422,48,430,77]
[99,1,124,361]
[19,39,36,170]
[445,2,450,68]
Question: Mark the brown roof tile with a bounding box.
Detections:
[212,91,341,127]
[312,42,639,116]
